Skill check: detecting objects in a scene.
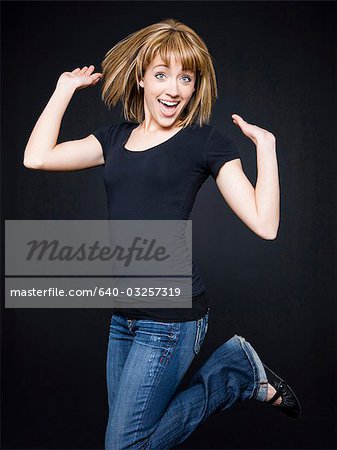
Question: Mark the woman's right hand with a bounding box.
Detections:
[56,65,102,92]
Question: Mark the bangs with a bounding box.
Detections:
[138,32,205,75]
[102,18,217,126]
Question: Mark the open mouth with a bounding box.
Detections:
[158,99,180,117]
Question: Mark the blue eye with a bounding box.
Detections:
[154,73,193,83]
[181,76,192,83]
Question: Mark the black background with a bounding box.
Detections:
[1,1,336,449]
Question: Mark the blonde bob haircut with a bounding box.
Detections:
[100,18,218,127]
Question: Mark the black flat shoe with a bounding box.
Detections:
[263,363,302,419]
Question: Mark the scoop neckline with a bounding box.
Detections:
[123,123,187,154]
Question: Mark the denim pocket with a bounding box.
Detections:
[134,320,179,351]
[134,320,181,369]
[193,309,209,355]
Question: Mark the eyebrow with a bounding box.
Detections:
[153,64,168,70]
[152,64,194,73]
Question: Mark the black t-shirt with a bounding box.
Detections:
[92,121,240,321]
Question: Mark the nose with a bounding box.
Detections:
[165,78,180,97]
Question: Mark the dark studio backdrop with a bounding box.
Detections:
[1,1,336,449]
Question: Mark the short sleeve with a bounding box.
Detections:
[205,127,241,179]
[91,124,115,162]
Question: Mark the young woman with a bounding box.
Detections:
[24,18,301,450]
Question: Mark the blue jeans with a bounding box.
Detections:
[105,308,268,450]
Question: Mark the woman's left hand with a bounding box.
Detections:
[231,114,275,146]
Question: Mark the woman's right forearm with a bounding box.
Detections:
[23,84,76,167]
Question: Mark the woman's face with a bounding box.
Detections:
[139,53,196,129]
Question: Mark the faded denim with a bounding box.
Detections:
[105,308,268,450]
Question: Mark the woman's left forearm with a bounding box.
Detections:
[230,114,280,239]
[254,135,280,239]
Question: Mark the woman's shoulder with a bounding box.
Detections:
[95,120,137,129]
[188,122,212,131]
[189,123,235,147]
[92,120,136,136]
[185,123,215,144]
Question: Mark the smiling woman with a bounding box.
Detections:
[23,17,300,450]
[139,54,196,125]
[99,18,217,128]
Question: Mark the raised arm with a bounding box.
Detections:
[23,66,103,171]
[215,114,280,240]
